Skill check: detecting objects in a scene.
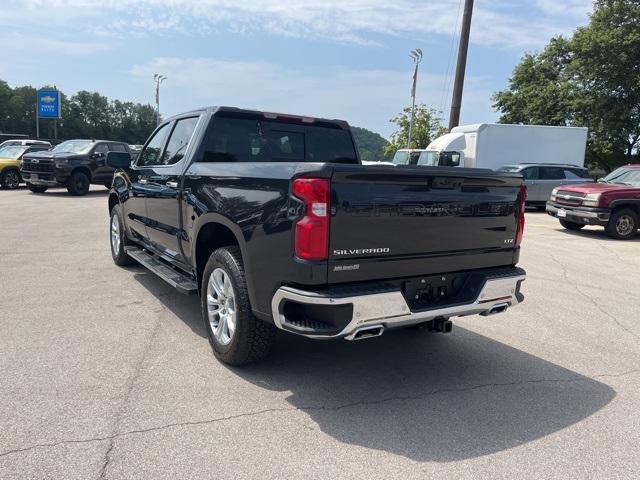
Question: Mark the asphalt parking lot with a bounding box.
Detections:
[1,186,639,480]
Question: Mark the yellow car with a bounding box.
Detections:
[0,145,51,189]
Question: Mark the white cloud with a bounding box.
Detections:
[534,0,593,17]
[130,56,495,137]
[0,32,110,56]
[19,0,592,49]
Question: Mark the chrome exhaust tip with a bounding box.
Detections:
[345,325,384,341]
[481,302,510,317]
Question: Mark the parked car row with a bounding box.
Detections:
[0,138,133,195]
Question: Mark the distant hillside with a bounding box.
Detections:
[351,126,390,162]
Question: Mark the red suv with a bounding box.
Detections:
[546,164,640,240]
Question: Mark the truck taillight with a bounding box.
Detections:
[292,178,330,261]
[515,184,527,247]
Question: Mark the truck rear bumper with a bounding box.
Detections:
[271,268,526,340]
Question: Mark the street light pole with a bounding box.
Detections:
[408,48,423,149]
[154,73,167,125]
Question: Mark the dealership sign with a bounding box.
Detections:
[37,89,61,119]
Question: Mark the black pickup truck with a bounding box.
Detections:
[21,139,131,195]
[107,106,527,365]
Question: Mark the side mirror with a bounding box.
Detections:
[106,151,132,169]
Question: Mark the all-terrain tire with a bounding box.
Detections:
[109,204,135,266]
[605,208,638,240]
[201,246,276,365]
[67,171,90,196]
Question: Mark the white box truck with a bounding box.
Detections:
[418,124,588,169]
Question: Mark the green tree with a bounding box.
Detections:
[0,79,156,144]
[493,0,640,171]
[351,126,390,162]
[384,104,447,157]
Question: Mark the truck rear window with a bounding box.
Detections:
[199,117,357,163]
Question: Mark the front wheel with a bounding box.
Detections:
[67,171,90,196]
[0,168,21,189]
[202,246,276,365]
[110,205,135,266]
[605,209,638,240]
[27,183,48,193]
[559,219,585,231]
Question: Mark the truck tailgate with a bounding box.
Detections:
[327,165,523,283]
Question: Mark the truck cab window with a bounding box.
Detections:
[306,127,357,163]
[267,130,304,161]
[409,152,421,165]
[440,151,460,167]
[162,117,199,165]
[200,117,357,164]
[201,118,260,162]
[109,143,126,153]
[93,143,109,156]
[137,123,171,166]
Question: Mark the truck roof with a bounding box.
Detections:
[167,106,351,130]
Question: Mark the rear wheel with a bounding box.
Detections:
[559,219,585,231]
[27,183,48,193]
[0,168,21,189]
[202,246,276,365]
[605,209,638,240]
[67,171,90,196]
[110,205,135,266]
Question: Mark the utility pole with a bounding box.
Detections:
[408,48,423,148]
[448,0,474,131]
[154,74,167,125]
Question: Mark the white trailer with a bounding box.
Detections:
[422,123,588,169]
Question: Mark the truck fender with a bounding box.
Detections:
[190,213,257,306]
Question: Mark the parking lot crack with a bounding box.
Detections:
[550,254,640,342]
[2,368,638,460]
[94,304,166,479]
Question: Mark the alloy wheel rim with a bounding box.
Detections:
[616,215,634,236]
[111,214,121,254]
[5,171,20,189]
[207,268,236,346]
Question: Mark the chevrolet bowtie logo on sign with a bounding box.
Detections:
[37,90,61,119]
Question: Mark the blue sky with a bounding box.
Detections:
[1,0,592,138]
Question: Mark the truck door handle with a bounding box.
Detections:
[139,178,148,185]
[166,181,178,188]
